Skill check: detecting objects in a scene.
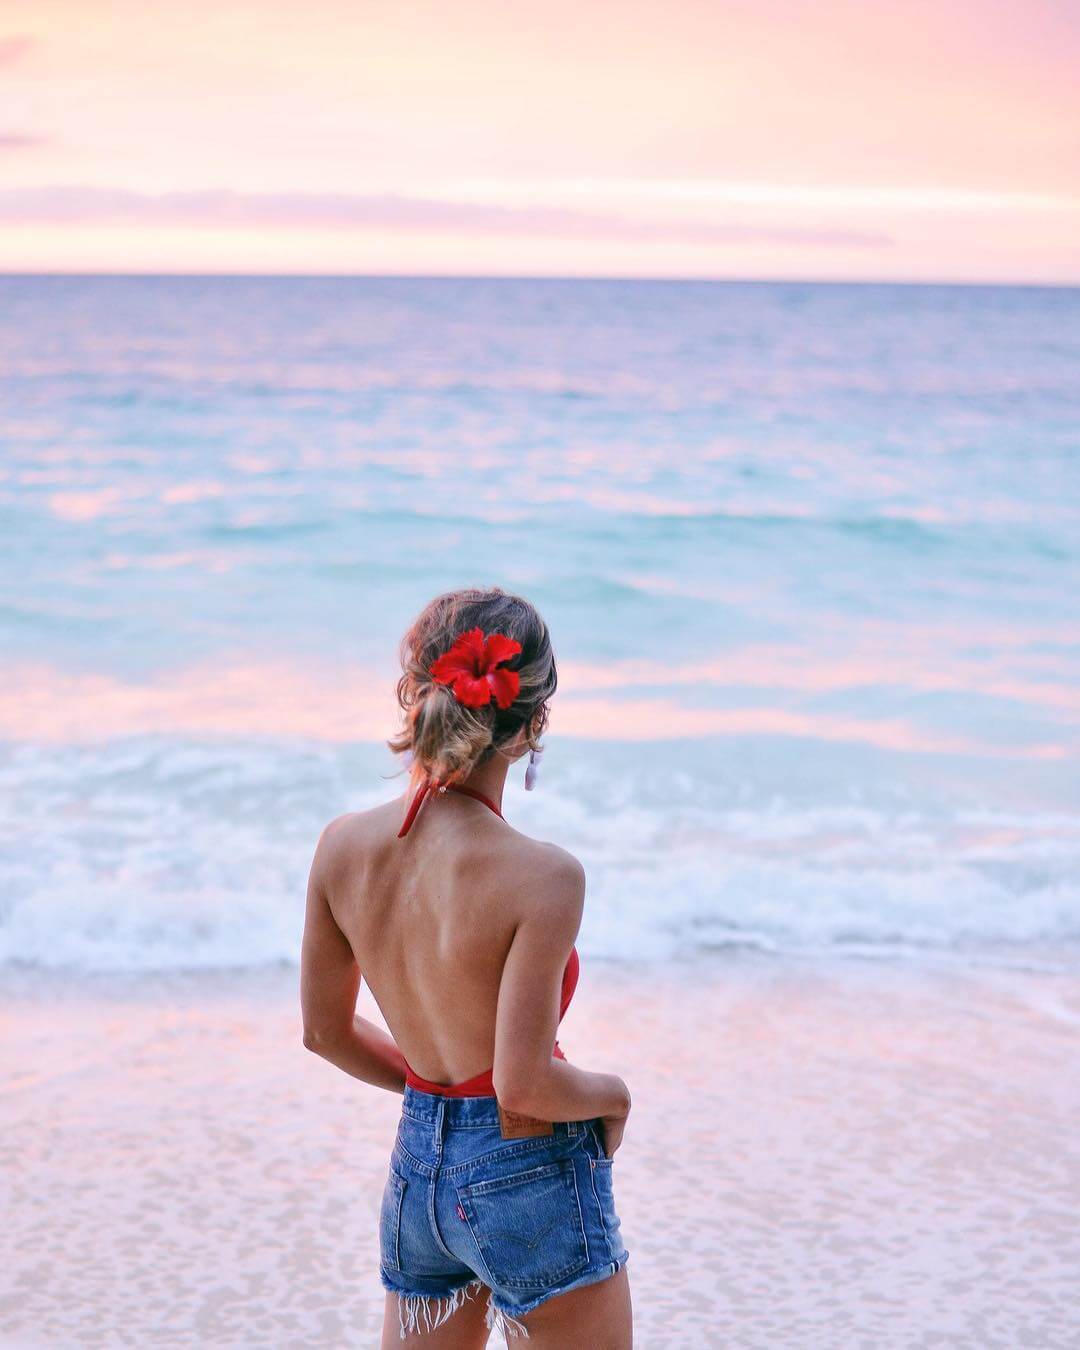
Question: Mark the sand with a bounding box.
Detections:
[2,956,1078,1349]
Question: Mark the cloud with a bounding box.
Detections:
[0,132,47,150]
[0,185,891,249]
[0,34,33,67]
[458,177,1080,215]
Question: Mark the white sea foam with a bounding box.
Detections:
[1,737,1077,973]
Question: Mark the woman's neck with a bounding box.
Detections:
[454,755,511,811]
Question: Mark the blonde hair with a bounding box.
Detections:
[388,586,557,784]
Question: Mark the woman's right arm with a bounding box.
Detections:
[491,850,631,1153]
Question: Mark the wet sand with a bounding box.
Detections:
[1,956,1078,1348]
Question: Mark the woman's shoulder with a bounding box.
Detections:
[491,832,586,924]
[490,817,583,877]
[309,803,585,915]
[308,801,399,879]
[530,838,585,890]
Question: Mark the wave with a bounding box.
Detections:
[2,737,1077,974]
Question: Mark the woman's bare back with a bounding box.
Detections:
[319,787,575,1086]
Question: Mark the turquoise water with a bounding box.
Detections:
[1,276,1078,969]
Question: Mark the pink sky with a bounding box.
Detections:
[1,0,1078,280]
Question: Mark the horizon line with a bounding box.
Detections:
[1,269,1078,291]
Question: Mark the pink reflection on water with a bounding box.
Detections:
[7,663,396,742]
[4,660,1071,759]
[560,637,1080,721]
[160,480,227,505]
[553,697,1067,758]
[100,549,239,573]
[47,489,129,522]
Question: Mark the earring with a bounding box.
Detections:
[525,747,542,791]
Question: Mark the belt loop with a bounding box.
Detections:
[434,1097,447,1162]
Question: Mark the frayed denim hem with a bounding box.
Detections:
[379,1254,629,1339]
[485,1297,530,1341]
[396,1279,480,1339]
[380,1275,530,1341]
[495,1252,630,1325]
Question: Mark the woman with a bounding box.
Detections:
[300,587,633,1347]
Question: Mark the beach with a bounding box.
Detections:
[3,956,1078,1348]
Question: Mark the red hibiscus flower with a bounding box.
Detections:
[429,628,522,709]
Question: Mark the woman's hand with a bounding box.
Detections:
[599,1080,631,1158]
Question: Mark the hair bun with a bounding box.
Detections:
[388,587,557,784]
[408,682,495,783]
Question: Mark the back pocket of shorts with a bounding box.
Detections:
[588,1157,626,1261]
[456,1159,588,1290]
[379,1167,406,1272]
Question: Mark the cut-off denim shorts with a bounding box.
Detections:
[379,1086,629,1339]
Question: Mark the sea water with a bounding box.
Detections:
[1,276,1077,972]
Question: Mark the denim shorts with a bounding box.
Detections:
[379,1086,629,1337]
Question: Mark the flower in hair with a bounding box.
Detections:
[430,627,521,709]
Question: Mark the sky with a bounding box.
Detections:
[1,0,1078,281]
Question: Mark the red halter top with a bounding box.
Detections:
[396,777,580,1098]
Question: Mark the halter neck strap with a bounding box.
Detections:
[443,782,503,818]
[396,777,504,838]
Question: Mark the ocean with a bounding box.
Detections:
[1,275,1078,974]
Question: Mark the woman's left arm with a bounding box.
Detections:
[300,824,407,1091]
